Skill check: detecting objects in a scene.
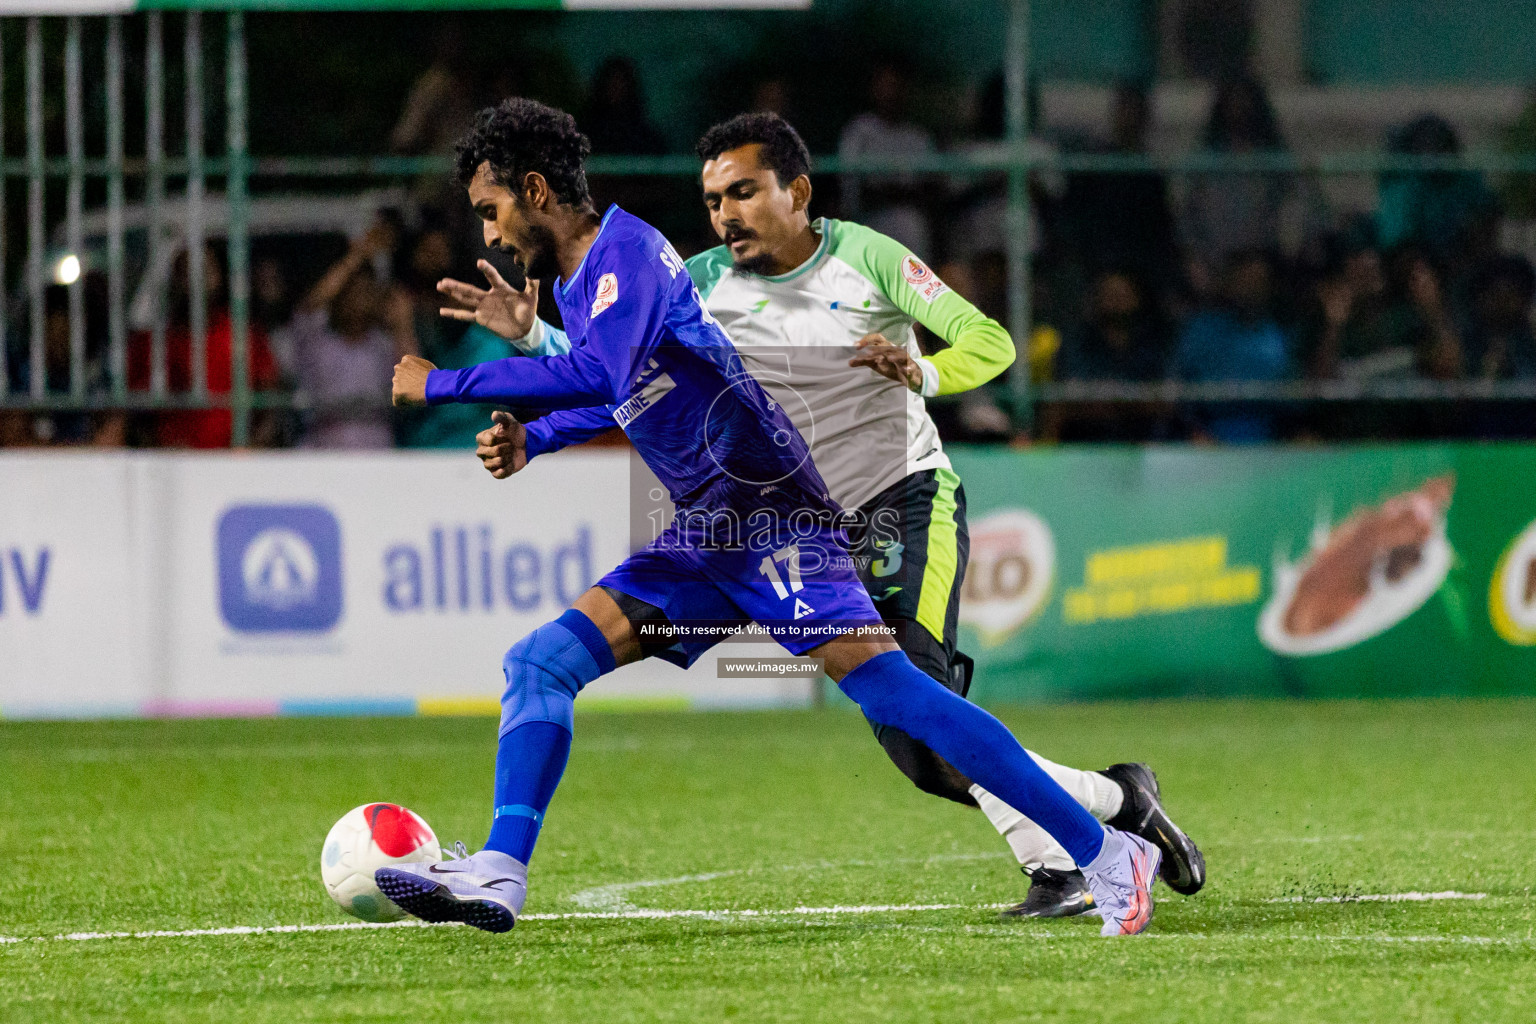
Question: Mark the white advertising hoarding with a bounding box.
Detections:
[0,451,812,718]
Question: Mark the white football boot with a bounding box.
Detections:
[1081,827,1160,937]
[375,841,527,933]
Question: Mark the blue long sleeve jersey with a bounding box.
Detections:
[424,206,836,512]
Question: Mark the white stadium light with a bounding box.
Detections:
[54,254,81,286]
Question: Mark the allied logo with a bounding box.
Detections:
[901,255,950,303]
[590,273,619,318]
[218,504,343,633]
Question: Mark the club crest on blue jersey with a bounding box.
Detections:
[590,273,619,318]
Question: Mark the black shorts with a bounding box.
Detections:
[843,467,971,694]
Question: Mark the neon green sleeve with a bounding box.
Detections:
[828,220,1015,396]
[685,246,733,302]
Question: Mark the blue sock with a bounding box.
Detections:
[482,608,615,864]
[485,721,572,863]
[838,650,1105,866]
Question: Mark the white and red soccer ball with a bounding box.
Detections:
[320,803,441,921]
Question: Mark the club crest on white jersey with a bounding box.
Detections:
[591,273,619,318]
[901,254,949,303]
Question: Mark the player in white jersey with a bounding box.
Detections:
[439,113,1203,917]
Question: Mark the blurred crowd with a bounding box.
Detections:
[6,47,1536,451]
[824,68,1536,445]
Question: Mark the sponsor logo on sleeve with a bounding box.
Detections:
[590,273,619,318]
[901,254,950,303]
[612,359,677,428]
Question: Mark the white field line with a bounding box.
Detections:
[569,853,1011,911]
[0,919,448,943]
[0,901,1528,947]
[0,905,995,944]
[1266,891,1488,904]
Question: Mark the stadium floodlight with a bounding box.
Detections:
[53,254,81,286]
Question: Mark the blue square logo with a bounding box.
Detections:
[218,504,343,633]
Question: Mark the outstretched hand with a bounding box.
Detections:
[438,260,539,340]
[476,410,528,479]
[849,333,924,391]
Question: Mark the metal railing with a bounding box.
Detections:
[6,8,1536,447]
[1,12,251,439]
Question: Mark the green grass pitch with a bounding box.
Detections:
[3,699,1535,1022]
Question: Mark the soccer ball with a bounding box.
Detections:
[320,803,442,921]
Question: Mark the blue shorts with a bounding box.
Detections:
[597,507,884,667]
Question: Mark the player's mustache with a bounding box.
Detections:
[723,226,756,245]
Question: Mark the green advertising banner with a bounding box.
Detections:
[949,444,1536,702]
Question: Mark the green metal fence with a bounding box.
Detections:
[6,3,1536,447]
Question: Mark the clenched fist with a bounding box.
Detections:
[476,410,528,479]
[392,354,438,407]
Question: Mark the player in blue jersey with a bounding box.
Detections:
[375,98,1160,937]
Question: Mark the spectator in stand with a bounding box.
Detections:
[1464,255,1536,379]
[122,244,281,448]
[839,57,936,259]
[582,56,668,156]
[1302,233,1461,383]
[582,56,675,235]
[1385,246,1464,381]
[396,225,519,448]
[1302,230,1397,381]
[1174,249,1292,443]
[390,21,476,160]
[251,255,297,372]
[1181,77,1288,298]
[1463,255,1536,438]
[1060,270,1170,383]
[1049,269,1175,442]
[1378,115,1500,272]
[1,281,114,446]
[1502,89,1536,220]
[948,72,1062,320]
[1061,83,1179,298]
[391,22,479,269]
[751,75,793,119]
[290,222,417,449]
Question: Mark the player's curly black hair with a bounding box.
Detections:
[454,98,593,208]
[695,112,811,186]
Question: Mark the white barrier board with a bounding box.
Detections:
[0,451,812,717]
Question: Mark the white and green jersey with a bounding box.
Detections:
[684,218,1014,509]
[511,217,1014,511]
